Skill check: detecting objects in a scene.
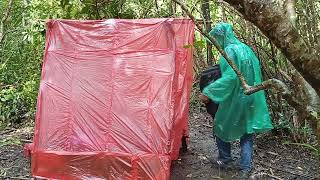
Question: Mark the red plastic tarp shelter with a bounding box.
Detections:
[25,18,195,179]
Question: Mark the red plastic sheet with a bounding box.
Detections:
[26,19,195,179]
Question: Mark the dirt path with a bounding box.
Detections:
[0,112,319,179]
[0,127,32,179]
[171,111,320,179]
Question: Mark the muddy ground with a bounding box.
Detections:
[171,112,320,180]
[0,111,319,180]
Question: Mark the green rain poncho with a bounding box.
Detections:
[203,23,273,142]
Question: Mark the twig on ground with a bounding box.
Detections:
[20,139,32,143]
[212,176,223,179]
[0,175,31,180]
[270,168,274,175]
[266,151,279,156]
[203,124,213,128]
[0,129,16,136]
[264,173,283,180]
[257,161,314,179]
[252,172,284,180]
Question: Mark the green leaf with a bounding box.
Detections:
[4,95,11,100]
[311,111,318,119]
[183,44,193,49]
[193,40,206,50]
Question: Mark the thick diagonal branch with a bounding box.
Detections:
[172,0,289,95]
[222,0,320,97]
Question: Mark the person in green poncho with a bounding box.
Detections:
[200,22,273,177]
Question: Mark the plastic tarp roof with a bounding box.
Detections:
[25,18,195,179]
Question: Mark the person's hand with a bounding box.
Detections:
[199,93,209,104]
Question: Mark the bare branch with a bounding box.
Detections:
[245,78,289,95]
[201,0,213,65]
[172,0,247,86]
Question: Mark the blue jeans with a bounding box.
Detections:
[216,134,253,171]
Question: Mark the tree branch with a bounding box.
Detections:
[1,0,13,24]
[172,0,289,95]
[0,0,13,43]
[221,0,320,97]
[201,0,213,65]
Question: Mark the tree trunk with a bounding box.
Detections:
[222,0,320,97]
[223,0,320,145]
[201,0,213,66]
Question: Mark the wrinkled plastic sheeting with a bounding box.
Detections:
[25,19,195,179]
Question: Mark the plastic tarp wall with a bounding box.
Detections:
[25,19,195,179]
